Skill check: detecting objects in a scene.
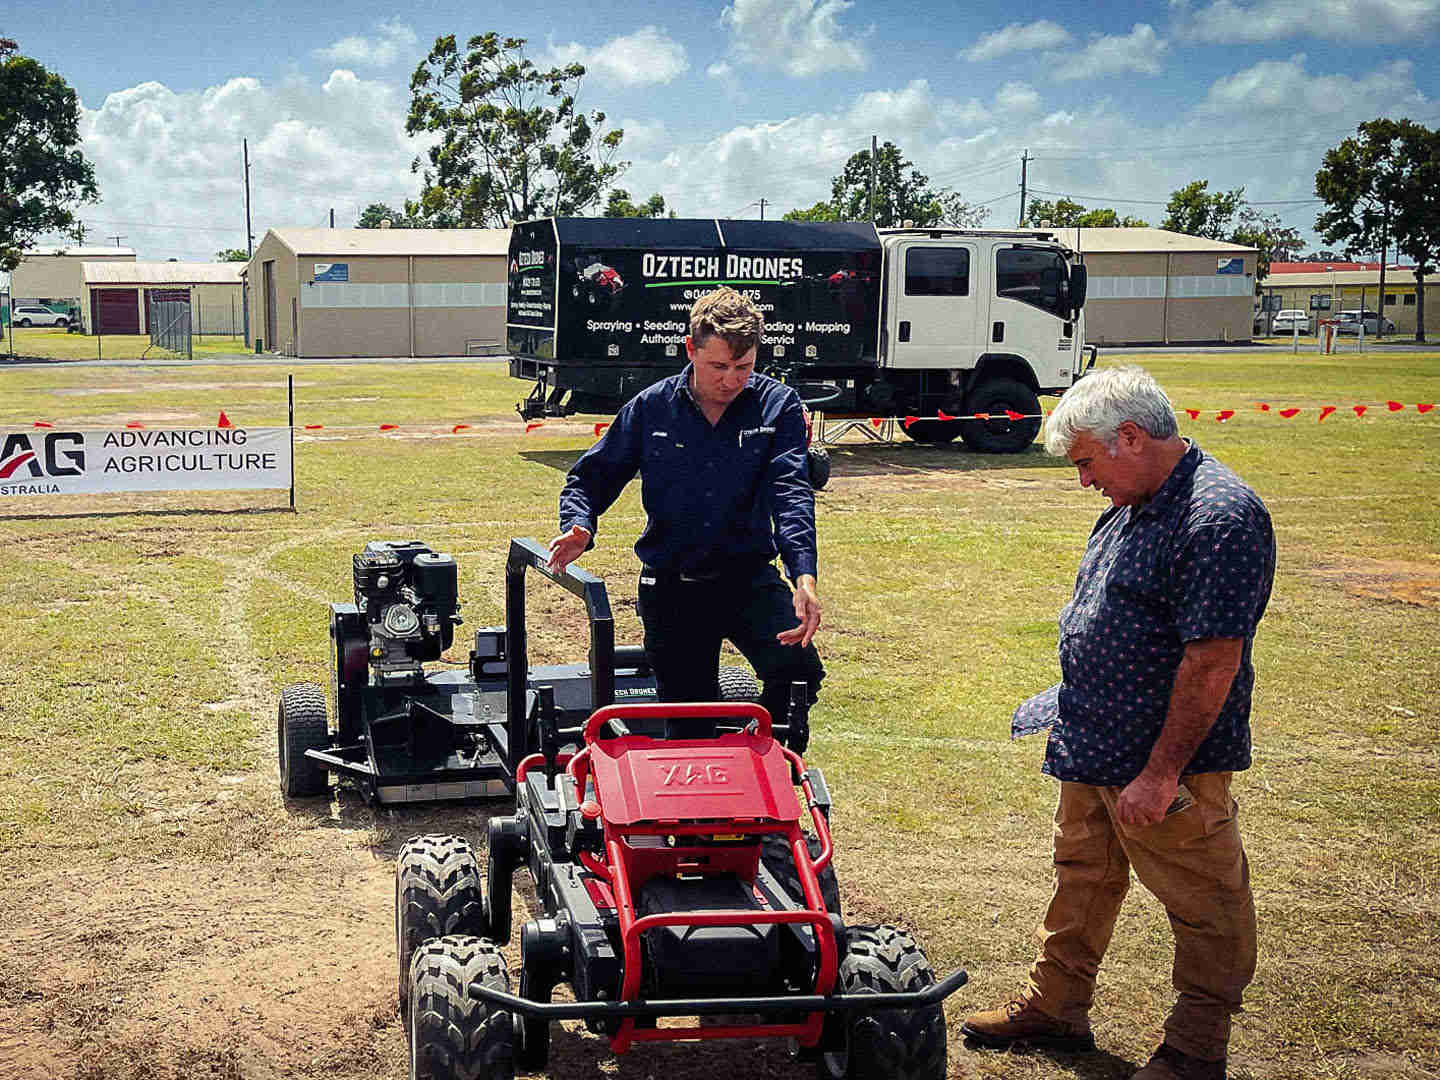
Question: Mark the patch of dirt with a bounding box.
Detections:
[50,382,292,396]
[1306,557,1440,608]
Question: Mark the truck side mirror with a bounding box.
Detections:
[1068,264,1088,317]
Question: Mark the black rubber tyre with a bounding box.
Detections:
[807,446,832,490]
[396,834,488,1026]
[16,318,31,327]
[54,317,68,327]
[718,665,761,704]
[408,935,514,1080]
[817,925,946,1080]
[959,378,1042,454]
[901,419,963,444]
[277,682,329,798]
[762,833,841,917]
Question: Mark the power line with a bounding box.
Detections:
[1028,186,1323,207]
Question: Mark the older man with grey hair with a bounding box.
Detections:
[962,367,1275,1080]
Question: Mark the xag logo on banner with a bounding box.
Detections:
[0,432,85,494]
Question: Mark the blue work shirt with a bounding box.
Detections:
[559,365,817,582]
[1013,442,1275,787]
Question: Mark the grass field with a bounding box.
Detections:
[0,351,1437,1080]
[4,326,251,362]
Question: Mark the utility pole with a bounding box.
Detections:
[1377,202,1389,339]
[868,135,878,223]
[1018,149,1031,226]
[329,207,335,228]
[243,138,254,257]
[106,235,126,247]
[758,198,768,221]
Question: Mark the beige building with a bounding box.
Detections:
[81,261,244,336]
[1261,268,1437,336]
[12,246,137,306]
[246,227,510,357]
[1041,228,1257,345]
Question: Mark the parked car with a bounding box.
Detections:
[10,305,69,328]
[1271,309,1310,334]
[1335,309,1396,335]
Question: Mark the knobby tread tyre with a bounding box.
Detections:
[409,935,513,1080]
[277,682,329,798]
[762,833,842,918]
[959,378,1042,454]
[718,665,761,704]
[396,835,488,1025]
[819,924,946,1080]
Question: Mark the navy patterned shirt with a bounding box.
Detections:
[559,365,817,582]
[1013,442,1275,786]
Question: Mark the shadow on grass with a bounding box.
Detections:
[544,1020,800,1080]
[521,443,1071,479]
[283,782,507,859]
[961,1038,1140,1078]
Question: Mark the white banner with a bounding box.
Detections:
[0,427,292,497]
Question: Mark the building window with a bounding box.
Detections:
[905,248,969,297]
[1384,293,1397,305]
[1404,293,1416,306]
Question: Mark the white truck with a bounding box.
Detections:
[508,219,1095,452]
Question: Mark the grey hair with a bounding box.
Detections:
[1043,366,1178,456]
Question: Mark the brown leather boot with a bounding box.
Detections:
[960,995,1096,1051]
[1132,1043,1227,1080]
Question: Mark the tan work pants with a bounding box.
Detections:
[1026,773,1257,1062]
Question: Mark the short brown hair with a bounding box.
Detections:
[689,287,763,360]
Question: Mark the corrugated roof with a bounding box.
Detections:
[263,227,512,257]
[1016,226,1255,255]
[24,246,137,258]
[1259,268,1425,287]
[82,261,244,284]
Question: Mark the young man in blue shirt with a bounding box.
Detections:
[547,287,823,743]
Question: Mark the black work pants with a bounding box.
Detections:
[636,562,824,741]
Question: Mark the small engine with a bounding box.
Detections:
[351,541,462,683]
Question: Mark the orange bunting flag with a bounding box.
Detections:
[1046,408,1053,416]
[1258,403,1270,412]
[379,423,399,431]
[937,409,956,421]
[902,416,918,429]
[1353,405,1368,417]
[217,410,233,428]
[452,423,470,433]
[1216,410,1234,422]
[593,422,610,437]
[525,421,544,433]
[1279,408,1300,418]
[973,412,990,421]
[304,424,323,430]
[125,422,145,429]
[1418,403,1435,414]
[32,421,53,428]
[1387,401,1404,412]
[1184,409,1200,420]
[870,417,885,428]
[1318,406,1336,422]
[1005,409,1025,421]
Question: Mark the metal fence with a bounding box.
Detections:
[147,292,193,360]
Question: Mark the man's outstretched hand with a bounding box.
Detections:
[546,525,592,575]
[777,574,821,648]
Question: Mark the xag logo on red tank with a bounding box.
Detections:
[658,762,730,786]
[0,432,86,478]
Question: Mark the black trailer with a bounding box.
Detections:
[508,217,881,420]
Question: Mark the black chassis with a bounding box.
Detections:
[305,538,661,805]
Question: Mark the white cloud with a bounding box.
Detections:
[994,81,1042,113]
[719,0,870,77]
[1176,0,1440,43]
[1050,23,1169,81]
[312,19,418,68]
[72,72,419,262]
[1199,54,1427,116]
[964,20,1071,61]
[543,27,689,86]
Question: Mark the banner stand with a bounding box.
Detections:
[288,373,296,511]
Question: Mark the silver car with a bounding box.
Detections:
[10,305,70,328]
[1335,310,1396,335]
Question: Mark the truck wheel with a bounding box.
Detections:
[277,683,329,798]
[959,379,1041,454]
[409,935,514,1080]
[807,446,832,490]
[901,419,962,444]
[817,925,946,1080]
[718,665,761,703]
[396,835,488,1025]
[762,833,841,917]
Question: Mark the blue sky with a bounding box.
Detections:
[8,0,1440,265]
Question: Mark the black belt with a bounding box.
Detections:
[641,558,772,584]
